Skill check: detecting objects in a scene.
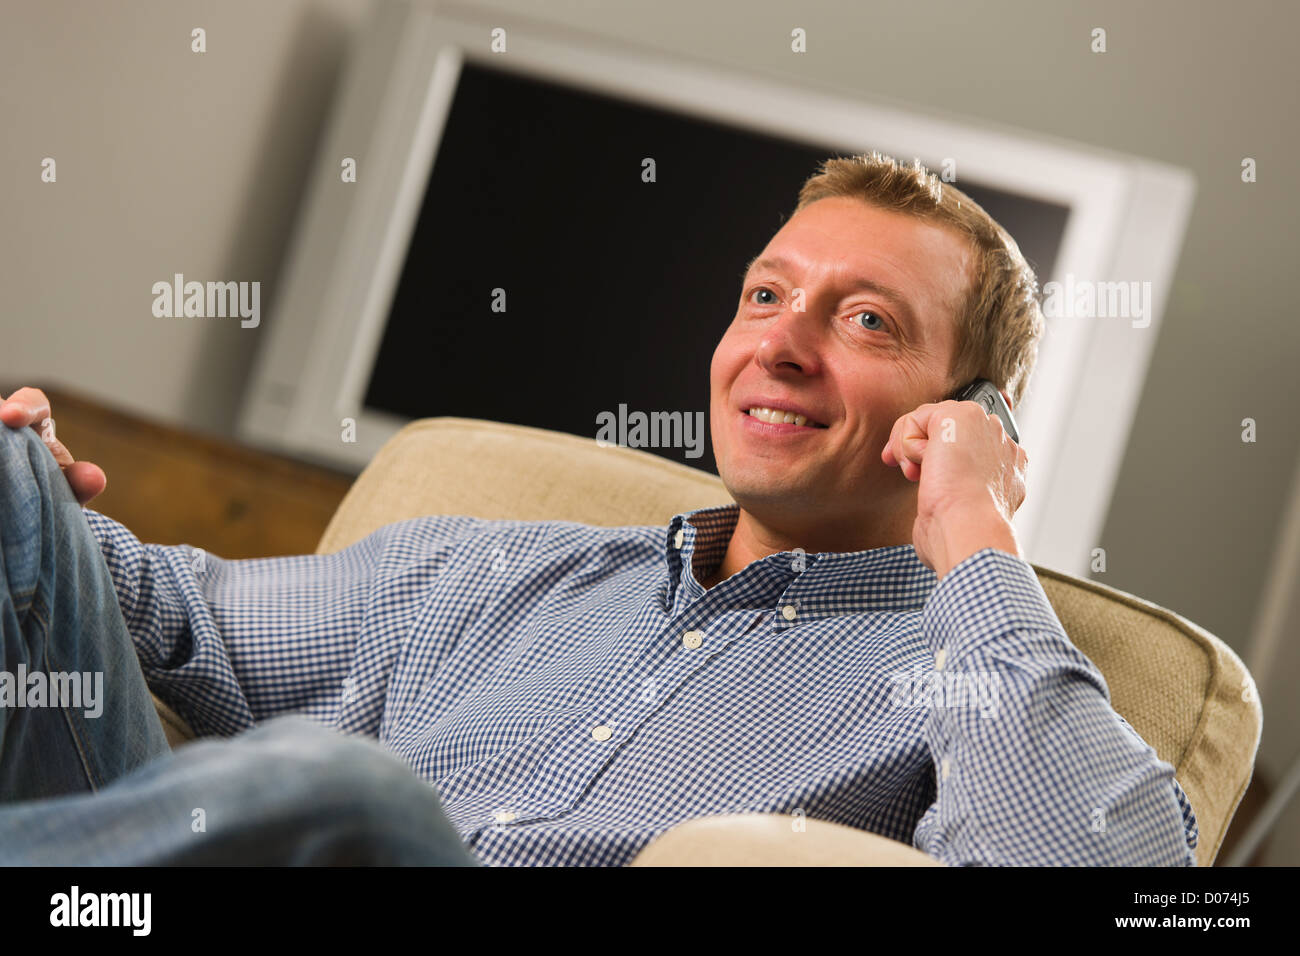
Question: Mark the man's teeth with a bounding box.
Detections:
[746,407,821,427]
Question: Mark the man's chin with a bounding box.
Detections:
[722,474,826,516]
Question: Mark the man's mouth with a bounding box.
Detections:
[744,407,829,428]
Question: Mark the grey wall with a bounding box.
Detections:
[3,0,1297,860]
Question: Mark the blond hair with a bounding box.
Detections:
[794,152,1044,409]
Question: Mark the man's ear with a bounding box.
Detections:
[999,388,1013,413]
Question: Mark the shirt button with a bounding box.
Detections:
[591,725,613,741]
[673,529,685,549]
[941,757,951,780]
[682,630,703,649]
[493,810,516,823]
[934,648,947,671]
[781,604,797,621]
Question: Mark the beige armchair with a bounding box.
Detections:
[152,417,1261,866]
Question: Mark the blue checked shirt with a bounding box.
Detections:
[82,502,1198,866]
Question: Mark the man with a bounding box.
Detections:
[0,152,1197,866]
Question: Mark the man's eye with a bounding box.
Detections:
[852,310,888,333]
[750,288,779,306]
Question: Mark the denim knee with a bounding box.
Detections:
[0,423,76,526]
[0,424,66,610]
[0,420,57,489]
[232,716,467,863]
[240,717,443,817]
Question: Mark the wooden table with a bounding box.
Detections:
[9,385,357,559]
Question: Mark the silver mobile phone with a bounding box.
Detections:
[951,379,1020,445]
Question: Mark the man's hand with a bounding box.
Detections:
[0,387,107,506]
[881,398,1028,579]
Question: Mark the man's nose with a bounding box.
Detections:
[755,303,823,374]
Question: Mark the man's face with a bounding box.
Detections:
[709,196,975,539]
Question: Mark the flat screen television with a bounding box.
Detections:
[237,0,1194,576]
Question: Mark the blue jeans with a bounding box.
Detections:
[0,423,479,865]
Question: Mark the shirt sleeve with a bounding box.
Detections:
[81,507,486,740]
[911,547,1199,866]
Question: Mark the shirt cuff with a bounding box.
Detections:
[80,506,144,621]
[921,547,1065,664]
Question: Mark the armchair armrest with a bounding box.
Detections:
[628,813,945,866]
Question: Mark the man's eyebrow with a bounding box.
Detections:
[741,254,920,328]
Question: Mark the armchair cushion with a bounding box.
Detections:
[629,813,944,866]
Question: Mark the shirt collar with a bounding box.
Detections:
[662,502,939,620]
